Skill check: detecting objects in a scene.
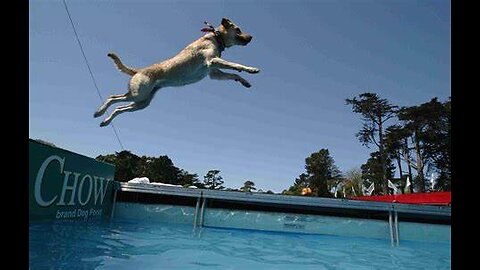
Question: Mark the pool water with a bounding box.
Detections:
[29,218,451,269]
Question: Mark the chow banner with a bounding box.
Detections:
[29,139,117,221]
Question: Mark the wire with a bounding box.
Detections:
[61,0,125,150]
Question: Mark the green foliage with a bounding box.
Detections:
[346,92,398,148]
[397,97,451,191]
[344,167,363,196]
[305,149,342,197]
[384,125,412,192]
[95,151,199,186]
[423,98,451,190]
[203,170,225,190]
[96,151,141,182]
[178,170,201,187]
[435,171,451,191]
[342,180,359,197]
[283,173,309,196]
[346,92,398,194]
[384,125,410,159]
[361,151,395,195]
[240,180,256,192]
[285,149,342,197]
[144,155,180,184]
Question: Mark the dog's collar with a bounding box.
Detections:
[201,21,225,53]
[213,32,225,53]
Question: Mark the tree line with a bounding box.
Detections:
[95,151,273,193]
[282,92,451,197]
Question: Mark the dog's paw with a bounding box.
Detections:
[240,80,251,88]
[246,67,260,74]
[99,120,109,127]
[93,110,102,118]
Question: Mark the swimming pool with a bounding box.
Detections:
[29,202,451,270]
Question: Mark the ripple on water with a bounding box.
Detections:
[29,219,451,270]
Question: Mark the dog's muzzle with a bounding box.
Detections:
[238,35,253,45]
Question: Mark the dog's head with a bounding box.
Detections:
[218,18,253,48]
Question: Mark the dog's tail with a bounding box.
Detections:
[107,52,138,76]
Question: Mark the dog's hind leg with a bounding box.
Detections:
[94,93,132,118]
[99,98,151,127]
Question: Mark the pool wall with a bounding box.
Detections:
[117,183,450,223]
[108,183,451,245]
[114,201,450,244]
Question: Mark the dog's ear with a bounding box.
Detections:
[221,17,233,28]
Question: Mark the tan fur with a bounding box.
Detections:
[95,18,260,127]
[107,53,138,76]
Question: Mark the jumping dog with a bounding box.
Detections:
[94,18,260,127]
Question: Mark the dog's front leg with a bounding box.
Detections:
[209,58,260,74]
[209,69,252,88]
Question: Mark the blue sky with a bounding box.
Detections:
[29,0,451,192]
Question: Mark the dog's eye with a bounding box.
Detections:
[235,28,241,34]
